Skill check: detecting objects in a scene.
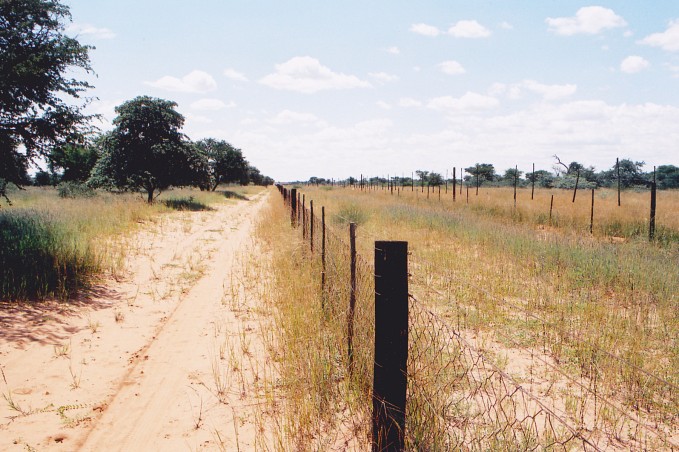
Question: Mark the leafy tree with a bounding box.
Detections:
[600,159,647,188]
[0,0,95,202]
[33,170,53,186]
[49,143,99,182]
[502,167,523,185]
[465,164,496,185]
[526,169,554,188]
[656,165,679,189]
[89,96,207,202]
[428,172,444,186]
[195,138,249,189]
[415,170,429,187]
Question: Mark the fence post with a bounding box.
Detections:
[302,194,307,239]
[513,164,518,209]
[590,188,594,234]
[290,188,297,227]
[649,181,656,241]
[531,163,535,200]
[549,194,554,226]
[572,169,580,203]
[321,206,326,299]
[373,241,408,452]
[452,167,456,202]
[310,200,314,253]
[617,157,621,207]
[348,222,357,374]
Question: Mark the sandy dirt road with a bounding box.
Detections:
[0,190,274,451]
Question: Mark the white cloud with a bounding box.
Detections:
[190,98,232,111]
[145,70,217,93]
[427,92,499,111]
[500,21,514,30]
[369,72,399,83]
[259,56,371,93]
[546,6,627,36]
[620,56,650,74]
[488,80,576,101]
[640,20,679,52]
[521,80,577,100]
[447,20,491,38]
[269,109,325,126]
[386,46,400,55]
[377,101,391,110]
[398,97,422,108]
[410,23,441,37]
[223,68,249,81]
[438,60,466,75]
[67,23,116,39]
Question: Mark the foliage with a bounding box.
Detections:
[655,165,679,189]
[195,138,250,189]
[0,0,95,202]
[49,143,99,182]
[57,181,95,198]
[464,163,497,185]
[525,169,554,188]
[89,96,208,202]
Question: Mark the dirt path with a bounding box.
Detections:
[0,190,273,451]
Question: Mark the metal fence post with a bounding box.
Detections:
[373,241,408,452]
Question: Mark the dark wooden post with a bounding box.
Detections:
[453,167,457,202]
[348,223,357,374]
[321,206,326,297]
[531,163,535,200]
[572,169,580,203]
[466,185,469,204]
[438,185,441,201]
[476,165,480,196]
[372,241,408,452]
[590,188,595,234]
[549,194,554,225]
[411,172,414,191]
[290,188,297,226]
[513,164,518,208]
[649,178,656,241]
[302,194,307,239]
[617,158,621,207]
[310,200,314,253]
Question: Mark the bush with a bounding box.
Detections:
[57,181,96,198]
[0,210,98,299]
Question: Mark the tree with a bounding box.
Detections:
[465,164,496,185]
[656,165,679,189]
[428,172,444,186]
[89,96,207,202]
[526,169,554,188]
[49,142,99,182]
[0,0,95,202]
[415,170,429,187]
[195,138,250,189]
[502,167,523,185]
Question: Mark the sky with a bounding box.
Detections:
[64,0,679,182]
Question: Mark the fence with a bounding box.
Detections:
[274,184,676,451]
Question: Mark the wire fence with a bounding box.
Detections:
[276,185,677,451]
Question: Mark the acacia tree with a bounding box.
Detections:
[0,0,95,202]
[195,138,250,190]
[89,96,208,202]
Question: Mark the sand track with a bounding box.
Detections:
[0,190,272,451]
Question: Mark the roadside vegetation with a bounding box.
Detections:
[262,184,678,448]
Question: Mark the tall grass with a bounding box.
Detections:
[0,186,241,301]
[278,185,678,448]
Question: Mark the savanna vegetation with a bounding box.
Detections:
[258,183,678,449]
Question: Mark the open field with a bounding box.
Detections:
[267,184,678,449]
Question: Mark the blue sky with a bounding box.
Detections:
[65,1,679,181]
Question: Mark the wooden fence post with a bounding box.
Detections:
[453,167,457,202]
[617,157,621,207]
[373,241,408,452]
[590,188,594,234]
[290,188,297,227]
[321,206,326,299]
[310,200,314,253]
[513,164,518,209]
[348,222,357,374]
[572,169,580,203]
[531,163,535,200]
[549,194,554,226]
[649,182,657,241]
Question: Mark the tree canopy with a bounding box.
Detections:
[89,96,208,202]
[195,138,250,190]
[0,0,95,202]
